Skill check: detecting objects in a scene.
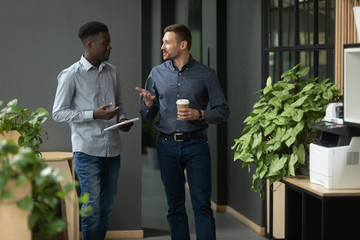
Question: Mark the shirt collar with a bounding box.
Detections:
[80,55,107,72]
[168,55,195,71]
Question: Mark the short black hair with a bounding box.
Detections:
[78,21,108,42]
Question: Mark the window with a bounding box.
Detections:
[262,0,335,86]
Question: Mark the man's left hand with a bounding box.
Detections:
[177,108,202,121]
[118,118,134,132]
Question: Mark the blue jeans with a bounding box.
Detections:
[157,135,216,240]
[73,152,121,240]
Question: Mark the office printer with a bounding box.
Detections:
[310,104,360,189]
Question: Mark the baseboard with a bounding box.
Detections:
[225,205,265,236]
[210,200,227,212]
[106,230,144,239]
[81,230,144,239]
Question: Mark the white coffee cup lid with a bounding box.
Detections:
[176,99,189,104]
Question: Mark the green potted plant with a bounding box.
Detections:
[0,99,91,239]
[0,139,74,239]
[0,99,49,153]
[232,64,341,199]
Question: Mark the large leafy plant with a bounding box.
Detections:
[232,65,341,199]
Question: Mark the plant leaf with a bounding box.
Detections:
[17,197,34,211]
[296,67,310,77]
[16,174,27,186]
[288,153,298,176]
[292,109,304,122]
[301,83,314,92]
[298,144,306,164]
[290,95,308,108]
[273,117,287,125]
[252,132,262,150]
[267,156,288,177]
[285,136,296,147]
[264,124,276,136]
[293,121,305,136]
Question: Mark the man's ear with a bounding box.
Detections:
[85,40,93,49]
[180,40,188,50]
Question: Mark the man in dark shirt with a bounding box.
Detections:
[136,24,229,240]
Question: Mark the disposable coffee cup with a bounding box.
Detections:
[176,99,190,109]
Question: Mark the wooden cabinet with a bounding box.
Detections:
[42,152,79,240]
[267,180,285,239]
[283,176,360,240]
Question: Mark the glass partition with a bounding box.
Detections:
[299,0,314,46]
[282,0,295,46]
[299,51,314,76]
[269,0,279,47]
[318,49,335,79]
[269,52,280,82]
[263,0,335,86]
[283,51,296,73]
[318,0,335,45]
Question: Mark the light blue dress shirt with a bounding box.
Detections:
[140,56,229,134]
[53,56,126,157]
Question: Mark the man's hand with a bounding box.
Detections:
[93,102,119,120]
[118,118,134,132]
[177,108,205,121]
[135,87,155,107]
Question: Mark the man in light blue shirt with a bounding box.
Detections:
[53,21,133,240]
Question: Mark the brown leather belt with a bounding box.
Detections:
[159,129,207,142]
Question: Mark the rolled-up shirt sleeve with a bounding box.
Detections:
[204,70,230,124]
[52,70,94,123]
[139,75,159,121]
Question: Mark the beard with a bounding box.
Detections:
[103,52,110,61]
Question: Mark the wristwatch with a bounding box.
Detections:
[198,110,203,121]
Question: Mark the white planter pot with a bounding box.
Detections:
[0,179,32,240]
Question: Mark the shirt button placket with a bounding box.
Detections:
[177,71,181,99]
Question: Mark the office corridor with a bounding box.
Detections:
[121,155,267,240]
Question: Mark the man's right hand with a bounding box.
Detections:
[135,87,155,107]
[93,102,119,120]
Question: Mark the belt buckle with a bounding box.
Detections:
[174,133,184,142]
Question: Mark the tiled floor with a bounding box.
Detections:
[121,156,268,240]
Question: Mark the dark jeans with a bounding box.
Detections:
[157,135,216,240]
[73,152,121,240]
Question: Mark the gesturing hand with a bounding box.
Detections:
[93,102,119,120]
[135,87,155,107]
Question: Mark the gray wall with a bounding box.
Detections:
[151,0,162,68]
[227,0,264,226]
[0,0,142,231]
[201,0,219,204]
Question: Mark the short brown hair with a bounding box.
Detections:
[164,24,192,50]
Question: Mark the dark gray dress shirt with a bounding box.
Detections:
[140,57,229,134]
